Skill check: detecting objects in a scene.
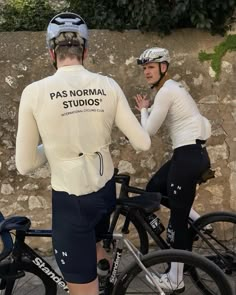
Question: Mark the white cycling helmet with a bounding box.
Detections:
[46,12,88,49]
[137,47,170,65]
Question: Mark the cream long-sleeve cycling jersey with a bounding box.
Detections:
[141,79,211,149]
[16,65,151,196]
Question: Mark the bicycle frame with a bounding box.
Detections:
[102,233,166,295]
[113,203,236,274]
[1,228,167,295]
[107,173,166,251]
[109,206,169,250]
[112,172,227,255]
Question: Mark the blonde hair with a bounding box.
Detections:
[50,32,85,61]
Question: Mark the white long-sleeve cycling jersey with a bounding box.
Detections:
[16,65,151,196]
[141,79,211,149]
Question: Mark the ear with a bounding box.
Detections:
[160,62,168,74]
[49,49,56,62]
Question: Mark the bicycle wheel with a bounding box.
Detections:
[113,249,233,295]
[113,209,149,254]
[0,259,57,295]
[189,211,236,290]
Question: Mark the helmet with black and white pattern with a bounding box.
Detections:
[137,47,170,65]
[46,12,88,49]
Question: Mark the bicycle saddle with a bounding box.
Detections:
[0,216,31,233]
[198,167,215,185]
[117,192,162,214]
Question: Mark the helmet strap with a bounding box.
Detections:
[81,39,88,65]
[151,62,169,89]
[81,45,85,65]
[53,55,58,69]
[49,49,58,70]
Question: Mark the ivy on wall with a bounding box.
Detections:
[199,34,236,80]
[0,0,57,31]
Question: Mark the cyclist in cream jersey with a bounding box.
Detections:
[135,47,211,292]
[16,64,150,197]
[139,78,211,148]
[15,12,150,295]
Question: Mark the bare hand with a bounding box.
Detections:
[134,94,150,112]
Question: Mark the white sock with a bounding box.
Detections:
[169,262,184,285]
[189,208,200,221]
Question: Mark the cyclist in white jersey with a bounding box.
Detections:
[135,47,211,292]
[15,12,151,295]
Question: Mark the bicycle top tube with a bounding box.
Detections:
[26,229,52,237]
[114,166,215,200]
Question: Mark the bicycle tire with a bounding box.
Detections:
[0,260,57,295]
[112,249,233,295]
[189,211,236,288]
[119,209,149,254]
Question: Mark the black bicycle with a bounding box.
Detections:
[0,210,234,294]
[107,168,236,291]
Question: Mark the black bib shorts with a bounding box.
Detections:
[52,176,116,283]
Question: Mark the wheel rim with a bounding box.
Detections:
[114,251,230,295]
[1,271,47,295]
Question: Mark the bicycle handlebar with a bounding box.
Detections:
[0,212,14,261]
[114,166,215,199]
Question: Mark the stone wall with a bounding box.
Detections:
[0,29,235,251]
